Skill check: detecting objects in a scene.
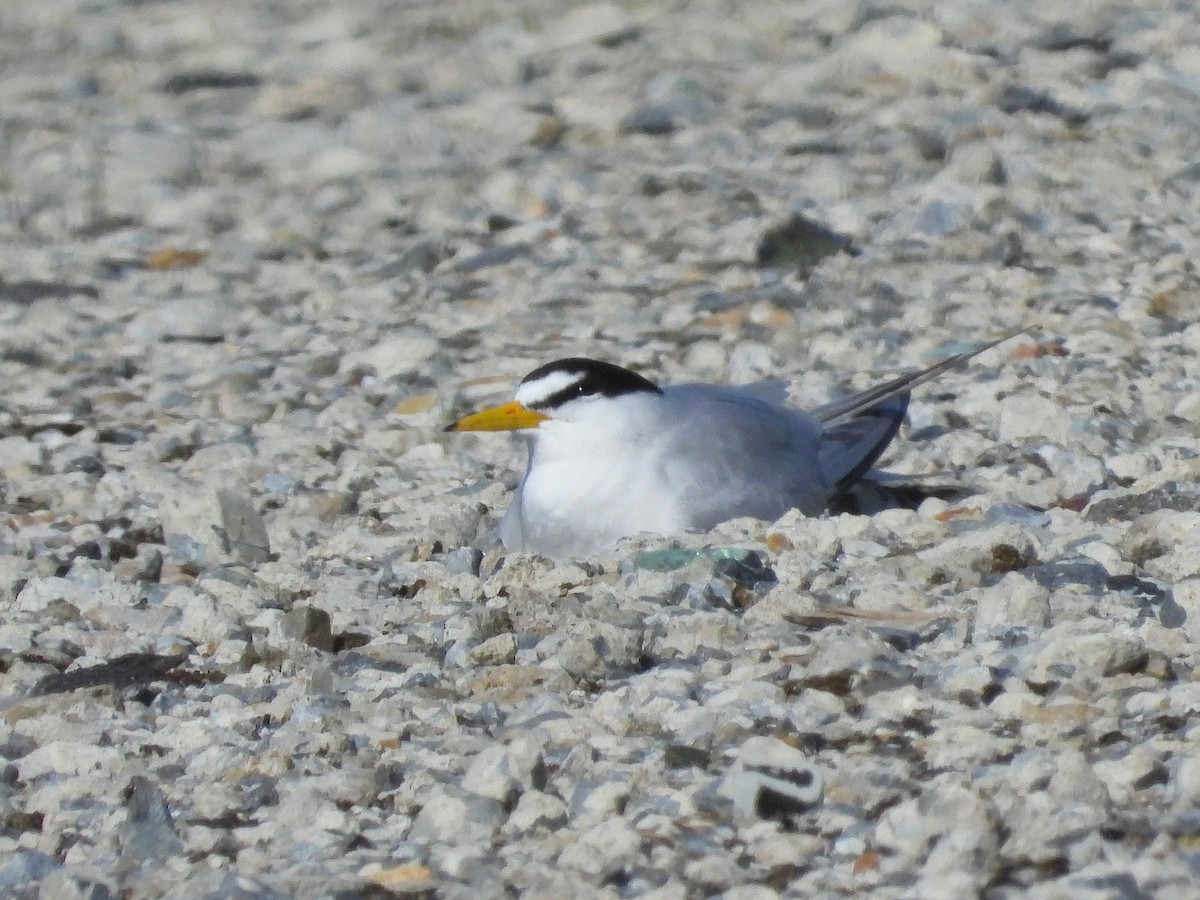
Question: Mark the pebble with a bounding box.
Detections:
[125,298,229,344]
[972,572,1052,636]
[721,736,824,823]
[555,818,643,880]
[280,606,333,652]
[409,786,506,846]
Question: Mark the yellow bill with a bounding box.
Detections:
[445,400,549,432]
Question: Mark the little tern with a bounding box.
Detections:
[447,334,1020,558]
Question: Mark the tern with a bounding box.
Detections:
[447,334,1020,558]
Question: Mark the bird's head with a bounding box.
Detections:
[445,358,662,432]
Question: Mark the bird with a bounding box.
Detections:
[446,334,1022,558]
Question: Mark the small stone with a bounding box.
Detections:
[338,331,439,381]
[544,2,638,50]
[664,745,712,769]
[756,213,856,274]
[216,491,271,565]
[462,739,545,804]
[996,393,1070,443]
[619,103,677,135]
[973,572,1051,636]
[104,126,199,200]
[409,786,505,846]
[62,455,105,477]
[144,247,206,270]
[0,851,59,895]
[281,606,334,652]
[1093,747,1168,804]
[119,776,183,863]
[361,863,437,894]
[440,547,483,576]
[126,298,228,344]
[722,736,823,822]
[469,633,517,666]
[1173,756,1200,807]
[0,436,45,475]
[556,818,643,880]
[135,548,164,583]
[160,70,259,94]
[564,776,632,830]
[34,869,117,900]
[17,741,124,779]
[503,790,567,835]
[1089,482,1200,523]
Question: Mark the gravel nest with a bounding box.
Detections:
[3,1,1200,897]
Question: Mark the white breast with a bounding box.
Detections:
[499,395,688,556]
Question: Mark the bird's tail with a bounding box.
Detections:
[816,329,1029,497]
[812,329,1026,425]
[819,393,910,493]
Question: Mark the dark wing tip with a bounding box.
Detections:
[820,393,910,495]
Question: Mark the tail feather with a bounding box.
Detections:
[820,393,909,493]
[816,329,1028,503]
[813,329,1027,426]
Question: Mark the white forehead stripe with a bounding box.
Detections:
[515,369,585,407]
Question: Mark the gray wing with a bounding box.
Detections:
[655,332,1023,527]
[655,385,829,529]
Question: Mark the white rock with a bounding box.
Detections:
[555,817,643,880]
[503,790,567,835]
[167,588,243,644]
[18,741,124,779]
[338,331,439,381]
[1048,750,1110,807]
[973,572,1052,636]
[461,738,544,803]
[542,2,637,51]
[103,127,199,203]
[1092,747,1164,804]
[409,786,505,846]
[1171,579,1200,644]
[469,633,517,666]
[1173,755,1200,807]
[15,571,139,615]
[996,393,1070,443]
[0,435,45,475]
[566,777,631,828]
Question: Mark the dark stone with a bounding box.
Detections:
[755,213,858,275]
[1086,482,1200,522]
[160,70,261,94]
[1022,557,1106,592]
[712,551,778,594]
[995,83,1090,126]
[63,455,105,476]
[1033,26,1111,54]
[216,490,271,565]
[985,543,1037,574]
[29,652,188,697]
[664,745,712,769]
[281,606,334,652]
[619,104,676,135]
[0,279,99,304]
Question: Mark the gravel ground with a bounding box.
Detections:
[3,0,1200,897]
